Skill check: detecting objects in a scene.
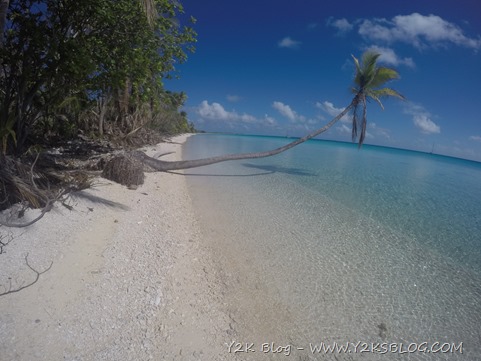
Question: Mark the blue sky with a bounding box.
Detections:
[167,0,481,161]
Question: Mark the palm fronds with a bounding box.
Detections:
[0,157,49,209]
[350,51,405,147]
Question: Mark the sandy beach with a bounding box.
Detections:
[0,135,237,361]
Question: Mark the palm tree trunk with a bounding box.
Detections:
[359,97,367,147]
[132,103,354,171]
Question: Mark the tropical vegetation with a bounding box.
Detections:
[0,0,405,224]
[0,0,196,216]
[0,0,196,157]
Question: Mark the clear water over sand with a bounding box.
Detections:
[184,134,481,360]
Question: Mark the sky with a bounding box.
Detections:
[166,0,481,161]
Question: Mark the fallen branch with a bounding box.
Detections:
[0,253,53,297]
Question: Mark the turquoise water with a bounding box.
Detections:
[184,134,481,360]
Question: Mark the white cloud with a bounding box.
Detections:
[413,116,441,135]
[469,135,481,142]
[337,124,351,135]
[197,100,256,123]
[359,13,481,50]
[273,101,296,121]
[358,19,393,43]
[316,101,350,123]
[365,45,415,68]
[320,101,392,140]
[327,18,354,34]
[272,101,306,122]
[196,101,277,128]
[370,122,391,139]
[226,94,242,103]
[278,36,301,49]
[264,115,276,125]
[336,124,373,139]
[404,103,440,134]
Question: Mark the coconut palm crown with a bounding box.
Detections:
[351,51,405,147]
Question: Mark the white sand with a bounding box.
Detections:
[0,135,238,361]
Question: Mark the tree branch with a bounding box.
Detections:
[0,253,53,297]
[0,199,53,228]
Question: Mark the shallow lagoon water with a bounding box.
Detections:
[184,134,481,360]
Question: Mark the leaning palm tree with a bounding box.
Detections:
[127,51,405,172]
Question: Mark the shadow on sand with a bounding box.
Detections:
[72,190,130,210]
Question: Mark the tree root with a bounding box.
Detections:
[0,200,54,228]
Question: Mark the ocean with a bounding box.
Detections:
[183,133,481,360]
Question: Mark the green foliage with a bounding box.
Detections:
[0,0,197,154]
[149,91,195,134]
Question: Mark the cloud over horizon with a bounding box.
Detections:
[272,101,306,122]
[370,122,391,140]
[404,103,441,134]
[196,101,276,128]
[337,123,373,140]
[197,100,256,123]
[316,101,350,123]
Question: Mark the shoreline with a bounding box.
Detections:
[182,133,481,360]
[0,134,235,360]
